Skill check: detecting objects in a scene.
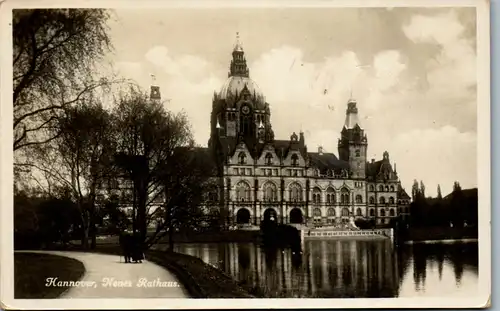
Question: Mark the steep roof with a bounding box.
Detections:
[398,183,411,200]
[308,152,349,171]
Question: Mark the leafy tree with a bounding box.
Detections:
[13,9,113,152]
[18,102,116,249]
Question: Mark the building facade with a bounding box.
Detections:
[205,36,411,227]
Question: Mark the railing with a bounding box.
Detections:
[305,228,393,239]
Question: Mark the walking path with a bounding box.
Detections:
[17,250,189,298]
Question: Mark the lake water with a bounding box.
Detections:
[173,240,478,298]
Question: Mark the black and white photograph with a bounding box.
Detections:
[0,0,490,309]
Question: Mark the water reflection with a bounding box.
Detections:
[173,240,478,298]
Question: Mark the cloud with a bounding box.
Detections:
[384,126,476,197]
[108,9,477,195]
[403,11,476,103]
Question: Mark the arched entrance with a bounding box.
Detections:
[263,208,277,223]
[236,208,251,224]
[289,208,303,224]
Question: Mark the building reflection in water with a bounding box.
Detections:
[174,240,478,298]
[175,239,401,298]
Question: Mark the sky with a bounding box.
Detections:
[102,7,478,197]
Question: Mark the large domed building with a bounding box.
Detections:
[199,35,411,228]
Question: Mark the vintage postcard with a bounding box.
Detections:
[0,0,491,309]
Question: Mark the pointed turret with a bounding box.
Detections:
[229,32,250,77]
[150,74,161,102]
[344,99,361,129]
[338,98,367,179]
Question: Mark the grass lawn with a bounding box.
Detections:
[14,252,85,298]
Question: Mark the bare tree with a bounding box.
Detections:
[112,89,196,245]
[13,9,113,152]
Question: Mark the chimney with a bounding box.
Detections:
[318,146,323,155]
[371,159,375,163]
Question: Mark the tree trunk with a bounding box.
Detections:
[168,222,174,251]
[90,216,97,249]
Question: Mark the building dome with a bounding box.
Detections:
[218,76,266,109]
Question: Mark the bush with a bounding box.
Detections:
[355,218,375,229]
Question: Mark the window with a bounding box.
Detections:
[289,183,302,202]
[313,208,322,217]
[389,197,395,204]
[385,185,389,192]
[379,197,386,204]
[390,185,395,192]
[378,185,384,192]
[326,188,335,204]
[356,208,362,216]
[341,188,350,204]
[355,195,363,203]
[369,185,375,191]
[369,209,375,216]
[291,154,299,166]
[263,182,278,202]
[312,188,321,204]
[238,152,247,164]
[236,182,251,202]
[265,153,273,165]
[380,209,386,217]
[327,208,335,217]
[208,190,218,202]
[369,196,375,204]
[341,208,350,217]
[355,149,360,157]
[389,209,395,217]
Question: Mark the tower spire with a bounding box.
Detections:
[150,73,161,101]
[229,32,249,77]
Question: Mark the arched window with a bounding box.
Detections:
[379,197,386,204]
[389,197,395,204]
[356,208,362,216]
[341,208,350,217]
[369,209,375,216]
[385,185,389,192]
[238,152,247,164]
[236,181,251,202]
[355,195,363,203]
[326,188,335,204]
[378,185,384,192]
[263,182,278,202]
[369,196,375,204]
[355,149,360,157]
[327,208,335,217]
[291,154,299,166]
[389,209,395,217]
[313,208,322,217]
[265,153,273,165]
[369,185,375,191]
[380,209,386,217]
[289,183,302,202]
[341,188,350,204]
[312,187,321,204]
[390,185,395,192]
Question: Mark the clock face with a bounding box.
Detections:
[241,105,250,114]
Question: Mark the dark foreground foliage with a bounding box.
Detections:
[14,252,85,298]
